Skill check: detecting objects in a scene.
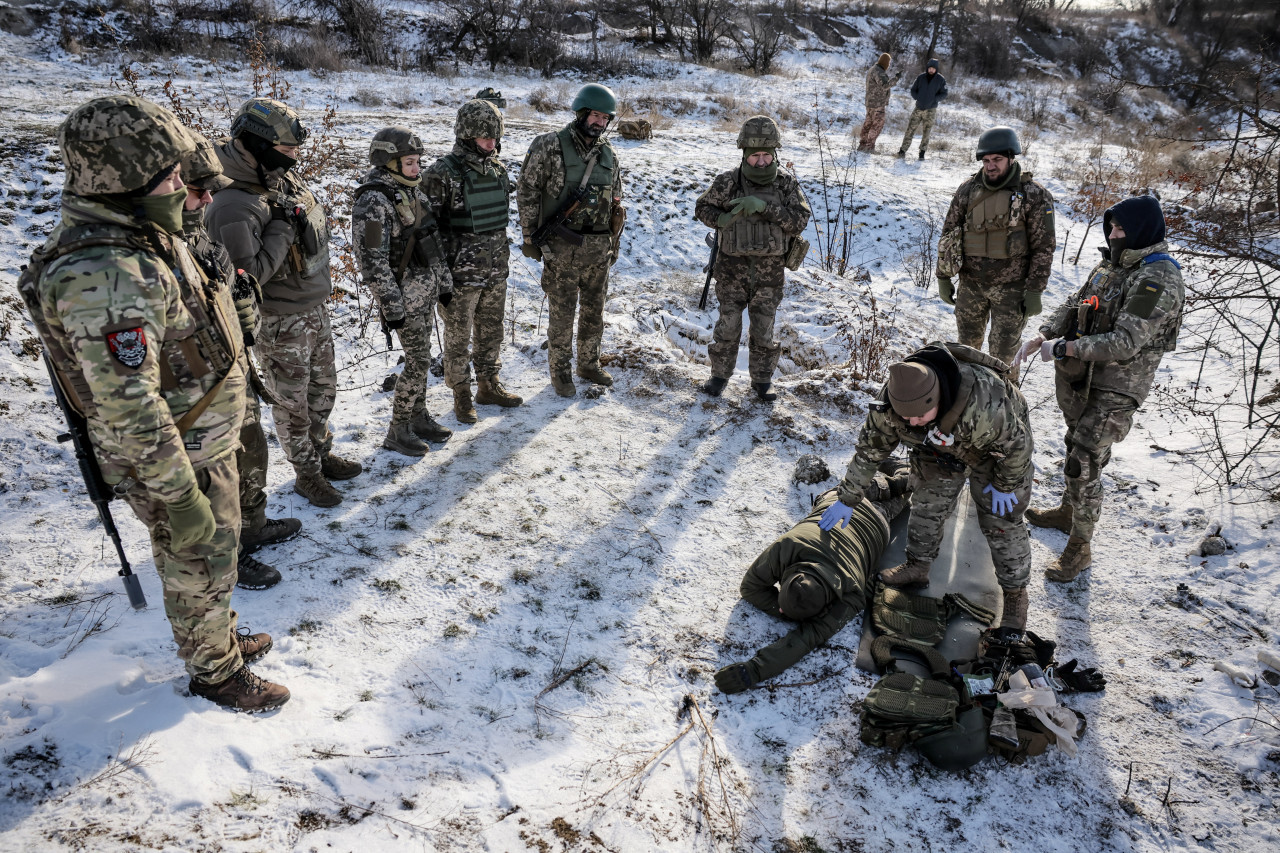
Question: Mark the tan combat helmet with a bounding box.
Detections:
[59,95,196,196]
[231,98,308,146]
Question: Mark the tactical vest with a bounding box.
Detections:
[229,178,330,279]
[541,127,615,233]
[354,182,446,280]
[1091,256,1181,353]
[717,171,787,258]
[440,154,509,234]
[963,179,1030,260]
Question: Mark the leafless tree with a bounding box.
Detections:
[731,3,787,75]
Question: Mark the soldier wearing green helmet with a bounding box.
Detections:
[694,115,812,401]
[19,95,288,712]
[425,99,522,423]
[207,98,363,508]
[516,82,625,397]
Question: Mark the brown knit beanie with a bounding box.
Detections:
[887,362,940,419]
[878,53,891,70]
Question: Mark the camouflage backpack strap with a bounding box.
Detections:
[871,585,949,646]
[869,634,951,679]
[942,341,1010,377]
[942,592,997,628]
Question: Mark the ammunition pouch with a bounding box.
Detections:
[785,235,809,271]
[860,671,960,749]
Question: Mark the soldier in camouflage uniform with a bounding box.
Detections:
[352,127,455,456]
[937,127,1056,368]
[180,133,301,589]
[516,83,624,397]
[859,53,901,153]
[694,115,812,402]
[898,59,947,160]
[425,100,522,423]
[20,96,287,712]
[714,461,912,693]
[1018,195,1184,582]
[206,99,362,507]
[820,343,1035,636]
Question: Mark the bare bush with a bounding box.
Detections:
[274,25,346,72]
[683,0,734,62]
[809,108,864,277]
[732,4,788,75]
[894,203,942,290]
[316,0,389,66]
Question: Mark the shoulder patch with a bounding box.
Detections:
[1125,280,1165,320]
[105,327,148,369]
[869,399,889,412]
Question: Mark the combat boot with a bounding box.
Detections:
[1026,501,1073,534]
[236,628,273,665]
[476,376,523,407]
[321,452,363,480]
[895,149,906,159]
[878,558,931,590]
[578,364,614,387]
[239,517,302,554]
[453,385,478,423]
[999,586,1029,633]
[753,382,777,402]
[189,665,290,713]
[410,410,453,442]
[1045,536,1092,582]
[295,471,341,508]
[700,376,727,397]
[383,422,429,457]
[236,551,282,590]
[550,371,576,398]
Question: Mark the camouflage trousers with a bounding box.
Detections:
[709,253,786,383]
[899,107,937,154]
[906,450,1032,590]
[257,304,337,478]
[236,371,269,536]
[123,455,244,685]
[955,274,1028,365]
[1056,382,1137,542]
[390,301,437,426]
[859,107,887,152]
[439,278,507,388]
[542,234,611,374]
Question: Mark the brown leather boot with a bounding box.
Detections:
[999,586,1029,632]
[1026,502,1073,534]
[294,471,341,508]
[453,385,478,423]
[320,452,363,480]
[577,364,614,387]
[1046,536,1092,582]
[476,376,523,407]
[236,628,273,665]
[189,665,290,713]
[878,558,931,590]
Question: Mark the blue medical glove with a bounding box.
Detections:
[984,483,1019,516]
[819,500,855,531]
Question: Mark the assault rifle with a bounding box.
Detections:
[699,231,719,311]
[42,353,147,610]
[530,186,588,248]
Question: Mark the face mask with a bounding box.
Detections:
[1109,237,1129,262]
[181,207,205,234]
[258,146,296,173]
[137,188,187,234]
[741,158,778,185]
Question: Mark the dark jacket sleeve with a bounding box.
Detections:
[747,599,858,683]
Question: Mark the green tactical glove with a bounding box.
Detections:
[166,486,216,552]
[520,242,543,261]
[714,661,760,695]
[1021,289,1043,317]
[729,196,768,217]
[716,211,736,228]
[937,276,955,305]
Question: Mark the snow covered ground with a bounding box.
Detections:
[1,21,1278,853]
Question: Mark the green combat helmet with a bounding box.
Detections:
[455,100,504,141]
[181,131,233,192]
[474,87,506,109]
[369,126,424,169]
[975,126,1021,160]
[59,94,195,196]
[231,98,308,146]
[571,83,617,118]
[737,115,782,150]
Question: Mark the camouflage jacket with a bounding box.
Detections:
[837,347,1033,501]
[515,122,624,239]
[1040,241,1184,406]
[865,64,899,111]
[740,489,888,683]
[940,165,1055,292]
[424,143,512,288]
[206,139,332,316]
[693,168,812,248]
[28,196,246,502]
[352,168,453,323]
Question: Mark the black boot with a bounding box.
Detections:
[753,382,777,402]
[236,551,282,590]
[700,376,727,397]
[239,517,301,555]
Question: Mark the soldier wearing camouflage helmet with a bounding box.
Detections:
[19,95,287,712]
[1017,195,1184,582]
[352,126,455,457]
[819,343,1036,639]
[180,131,301,590]
[516,82,625,397]
[694,115,812,401]
[936,126,1056,370]
[425,100,522,423]
[206,98,363,508]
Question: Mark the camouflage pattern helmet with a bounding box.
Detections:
[975,126,1022,160]
[231,98,308,147]
[737,115,781,150]
[571,83,617,117]
[369,126,424,168]
[59,95,196,196]
[455,100,504,141]
[181,131,233,192]
[475,87,507,109]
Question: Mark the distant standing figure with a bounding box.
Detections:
[860,53,901,153]
[898,58,948,160]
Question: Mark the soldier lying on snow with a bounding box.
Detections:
[715,460,912,693]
